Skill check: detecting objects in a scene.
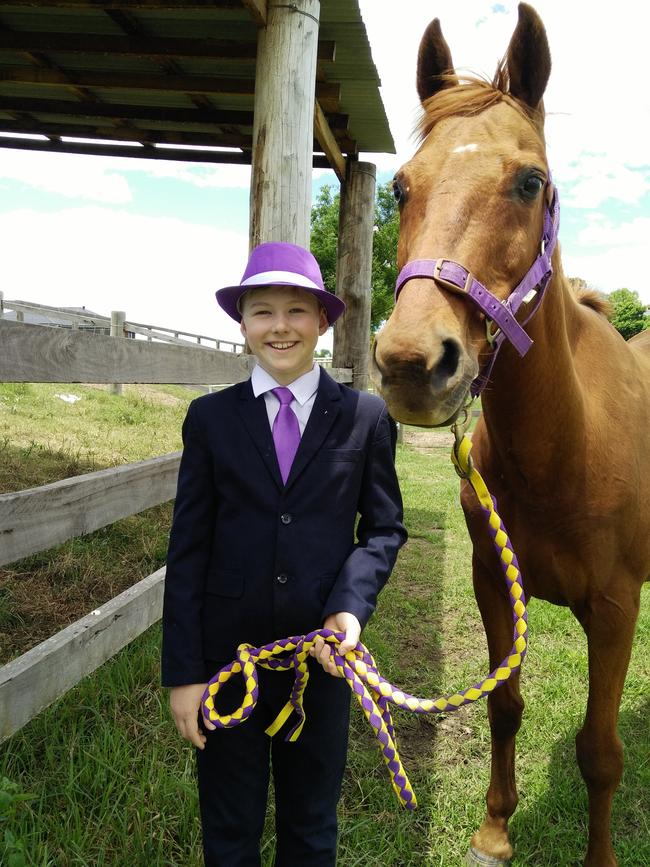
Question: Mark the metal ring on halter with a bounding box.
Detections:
[485,318,500,347]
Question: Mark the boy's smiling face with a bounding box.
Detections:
[240,285,329,385]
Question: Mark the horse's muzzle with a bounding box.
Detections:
[370,335,476,427]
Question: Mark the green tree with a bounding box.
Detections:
[607,288,649,340]
[310,181,399,331]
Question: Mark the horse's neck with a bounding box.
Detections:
[480,268,584,475]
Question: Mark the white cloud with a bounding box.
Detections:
[143,160,252,189]
[557,155,650,209]
[0,148,253,203]
[562,216,650,299]
[0,207,248,344]
[0,150,133,203]
[578,215,650,249]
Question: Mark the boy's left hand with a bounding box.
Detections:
[311,612,361,677]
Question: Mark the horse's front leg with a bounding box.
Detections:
[466,554,523,866]
[574,583,640,867]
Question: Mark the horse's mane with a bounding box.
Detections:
[576,289,612,317]
[416,66,544,143]
[567,277,612,317]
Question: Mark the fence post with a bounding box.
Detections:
[110,310,126,395]
[0,290,3,319]
[333,159,376,391]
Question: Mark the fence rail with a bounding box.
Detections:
[0,568,165,743]
[0,296,245,352]
[0,453,181,567]
[0,321,348,385]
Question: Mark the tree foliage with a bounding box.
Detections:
[310,181,399,331]
[607,287,649,340]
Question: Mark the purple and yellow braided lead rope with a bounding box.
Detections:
[202,433,527,809]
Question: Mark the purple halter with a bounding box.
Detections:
[394,183,560,397]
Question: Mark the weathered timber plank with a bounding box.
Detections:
[0,320,256,384]
[0,453,181,567]
[0,568,165,743]
[0,32,335,62]
[313,100,345,181]
[242,0,267,26]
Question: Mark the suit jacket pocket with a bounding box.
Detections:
[315,448,362,462]
[205,568,244,599]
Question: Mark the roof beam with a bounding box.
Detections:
[0,120,253,149]
[0,135,250,162]
[313,99,345,181]
[0,95,350,134]
[0,2,241,8]
[0,66,341,109]
[242,0,267,26]
[0,136,341,168]
[0,95,253,125]
[0,32,335,63]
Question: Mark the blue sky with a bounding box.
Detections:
[1,0,648,349]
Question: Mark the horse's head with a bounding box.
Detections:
[372,3,553,426]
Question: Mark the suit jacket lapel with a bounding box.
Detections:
[236,380,284,489]
[285,369,342,489]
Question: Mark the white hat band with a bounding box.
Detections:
[240,270,321,292]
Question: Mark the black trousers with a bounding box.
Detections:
[196,658,351,867]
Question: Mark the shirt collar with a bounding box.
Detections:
[251,363,320,406]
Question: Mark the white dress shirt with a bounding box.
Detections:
[251,363,321,435]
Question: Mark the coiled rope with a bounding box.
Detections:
[201,430,528,809]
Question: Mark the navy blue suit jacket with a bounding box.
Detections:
[161,369,406,687]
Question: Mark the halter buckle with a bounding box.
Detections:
[433,258,473,294]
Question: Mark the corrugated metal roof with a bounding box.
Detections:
[0,0,394,164]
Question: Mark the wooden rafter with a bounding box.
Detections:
[0,120,253,149]
[0,66,340,108]
[0,2,238,8]
[0,95,349,133]
[313,99,345,181]
[0,135,250,163]
[241,0,267,26]
[0,32,335,63]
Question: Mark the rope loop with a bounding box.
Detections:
[202,434,527,809]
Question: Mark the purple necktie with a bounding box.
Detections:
[271,387,301,484]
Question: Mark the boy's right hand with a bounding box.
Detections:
[169,683,216,749]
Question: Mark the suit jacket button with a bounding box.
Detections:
[280,513,292,524]
[276,573,288,584]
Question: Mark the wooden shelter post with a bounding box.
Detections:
[249,0,320,249]
[333,160,376,391]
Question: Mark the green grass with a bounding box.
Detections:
[1,386,648,865]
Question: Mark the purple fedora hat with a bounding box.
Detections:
[215,242,346,324]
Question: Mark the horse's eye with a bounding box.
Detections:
[521,174,544,200]
[392,179,405,204]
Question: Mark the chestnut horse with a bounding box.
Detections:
[371,4,650,866]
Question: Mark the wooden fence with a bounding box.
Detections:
[0,295,245,353]
[0,318,352,743]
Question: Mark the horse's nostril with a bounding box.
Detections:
[432,338,461,385]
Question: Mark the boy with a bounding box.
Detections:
[161,241,406,866]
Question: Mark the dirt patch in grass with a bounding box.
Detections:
[403,430,454,449]
[83,383,193,406]
[397,715,439,766]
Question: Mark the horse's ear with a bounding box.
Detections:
[417,18,458,104]
[505,2,551,109]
